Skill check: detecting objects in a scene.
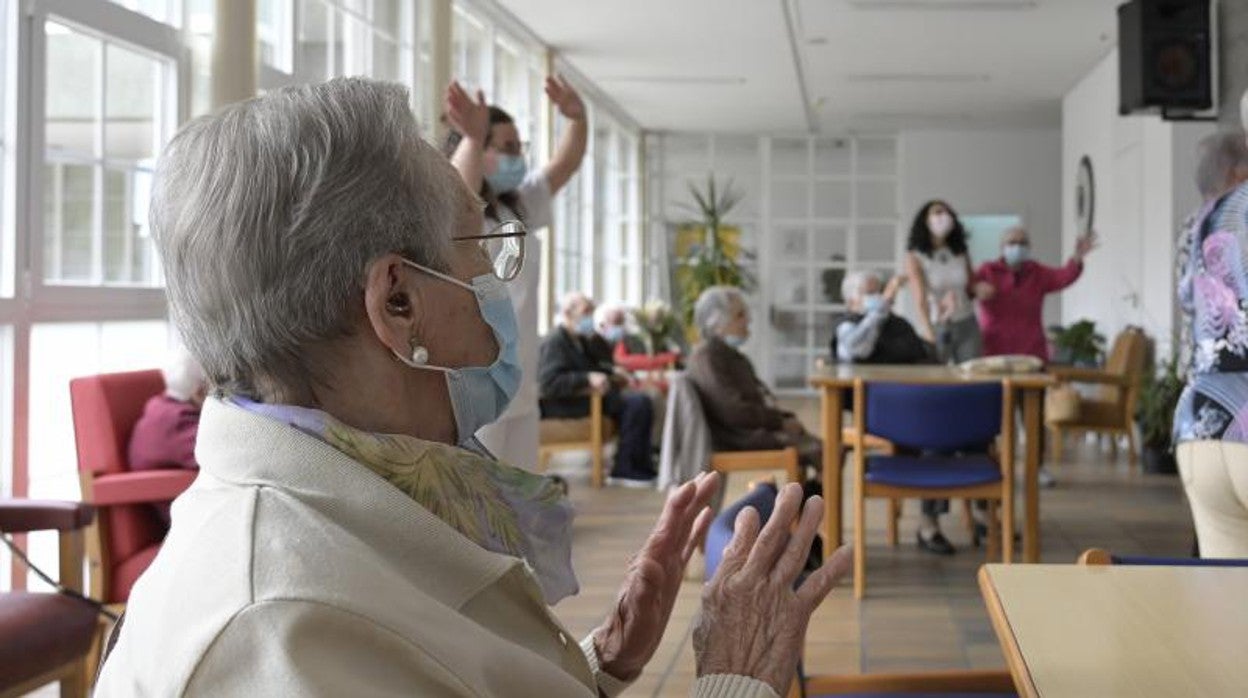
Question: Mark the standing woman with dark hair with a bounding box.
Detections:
[442,77,588,470]
[901,200,987,555]
[904,200,986,364]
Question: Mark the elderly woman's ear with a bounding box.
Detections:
[364,253,422,360]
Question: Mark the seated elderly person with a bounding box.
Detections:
[687,286,822,469]
[540,292,657,485]
[128,347,207,523]
[832,271,935,364]
[595,304,682,373]
[94,78,851,698]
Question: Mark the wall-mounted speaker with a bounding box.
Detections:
[1118,0,1216,119]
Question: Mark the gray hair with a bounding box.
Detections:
[840,270,882,305]
[152,78,460,399]
[693,286,745,339]
[162,346,206,402]
[1194,130,1248,198]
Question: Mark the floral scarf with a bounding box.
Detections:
[231,398,578,603]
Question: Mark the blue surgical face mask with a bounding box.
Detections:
[576,316,595,336]
[395,261,522,446]
[603,326,626,344]
[1004,243,1029,267]
[723,333,748,349]
[486,154,527,195]
[862,293,886,314]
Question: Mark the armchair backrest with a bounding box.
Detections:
[1099,328,1148,408]
[864,382,1003,452]
[69,369,164,477]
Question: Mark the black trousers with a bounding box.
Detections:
[604,391,654,476]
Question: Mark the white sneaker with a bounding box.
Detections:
[1038,467,1057,488]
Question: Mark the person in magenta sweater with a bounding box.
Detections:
[129,348,207,521]
[973,226,1097,361]
[973,226,1096,489]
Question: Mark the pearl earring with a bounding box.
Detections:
[409,343,428,366]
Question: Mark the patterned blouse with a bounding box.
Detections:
[1175,184,1248,444]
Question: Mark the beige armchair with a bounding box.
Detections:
[1047,327,1149,464]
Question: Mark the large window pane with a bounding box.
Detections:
[297,0,331,83]
[0,0,10,298]
[106,43,161,162]
[43,24,170,287]
[258,0,292,71]
[25,320,171,590]
[45,23,100,157]
[452,7,488,91]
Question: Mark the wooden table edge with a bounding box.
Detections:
[977,565,1039,698]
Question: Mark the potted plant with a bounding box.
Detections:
[674,176,756,337]
[1135,356,1183,475]
[631,300,679,356]
[1048,319,1106,366]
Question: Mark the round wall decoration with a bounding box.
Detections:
[1075,155,1095,235]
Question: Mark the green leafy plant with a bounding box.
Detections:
[631,300,678,355]
[1136,356,1183,451]
[1048,320,1106,366]
[676,175,756,330]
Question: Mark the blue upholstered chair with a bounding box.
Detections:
[851,381,1016,599]
[706,487,1016,698]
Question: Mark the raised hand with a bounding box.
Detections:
[592,472,719,680]
[444,81,489,142]
[694,483,853,695]
[545,74,586,122]
[1075,230,1099,261]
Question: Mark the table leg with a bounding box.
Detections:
[1023,388,1042,563]
[822,385,843,559]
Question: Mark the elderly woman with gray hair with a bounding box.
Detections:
[94,79,851,698]
[686,286,822,469]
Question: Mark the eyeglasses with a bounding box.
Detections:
[452,219,527,282]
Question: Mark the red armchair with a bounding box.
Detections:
[68,370,197,608]
[0,499,97,698]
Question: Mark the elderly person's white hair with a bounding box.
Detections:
[557,291,592,321]
[593,303,626,328]
[152,78,461,400]
[840,270,882,305]
[1194,130,1248,199]
[162,346,206,402]
[693,286,745,339]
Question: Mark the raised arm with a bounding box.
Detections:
[444,81,490,194]
[541,75,588,195]
[905,252,935,343]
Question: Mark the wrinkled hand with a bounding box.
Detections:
[587,372,611,395]
[937,289,959,322]
[695,484,853,695]
[781,416,806,438]
[444,81,489,142]
[546,74,586,121]
[972,281,996,302]
[1075,230,1099,260]
[593,473,720,680]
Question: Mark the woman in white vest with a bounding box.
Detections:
[443,77,587,470]
[95,78,853,697]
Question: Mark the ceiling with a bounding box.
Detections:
[496,0,1123,134]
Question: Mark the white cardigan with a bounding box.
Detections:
[95,398,773,697]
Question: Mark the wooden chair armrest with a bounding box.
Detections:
[0,499,95,533]
[1048,366,1130,386]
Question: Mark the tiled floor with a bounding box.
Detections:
[549,397,1194,696]
[39,398,1193,698]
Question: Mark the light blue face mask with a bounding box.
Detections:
[396,261,522,446]
[576,316,595,336]
[603,326,626,344]
[862,294,886,314]
[1004,243,1029,267]
[486,154,528,195]
[723,333,748,349]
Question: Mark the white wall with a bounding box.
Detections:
[1061,49,1215,360]
[899,129,1063,327]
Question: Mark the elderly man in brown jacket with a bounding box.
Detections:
[686,286,822,470]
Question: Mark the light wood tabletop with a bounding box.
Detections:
[979,563,1248,697]
[809,364,1054,562]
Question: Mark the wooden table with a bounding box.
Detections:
[979,563,1248,697]
[809,364,1053,562]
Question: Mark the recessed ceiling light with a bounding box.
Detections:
[848,0,1037,10]
[598,76,747,85]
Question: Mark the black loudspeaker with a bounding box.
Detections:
[1118,0,1214,116]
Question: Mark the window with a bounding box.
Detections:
[293,0,414,87]
[451,5,489,92]
[43,22,172,287]
[0,0,11,298]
